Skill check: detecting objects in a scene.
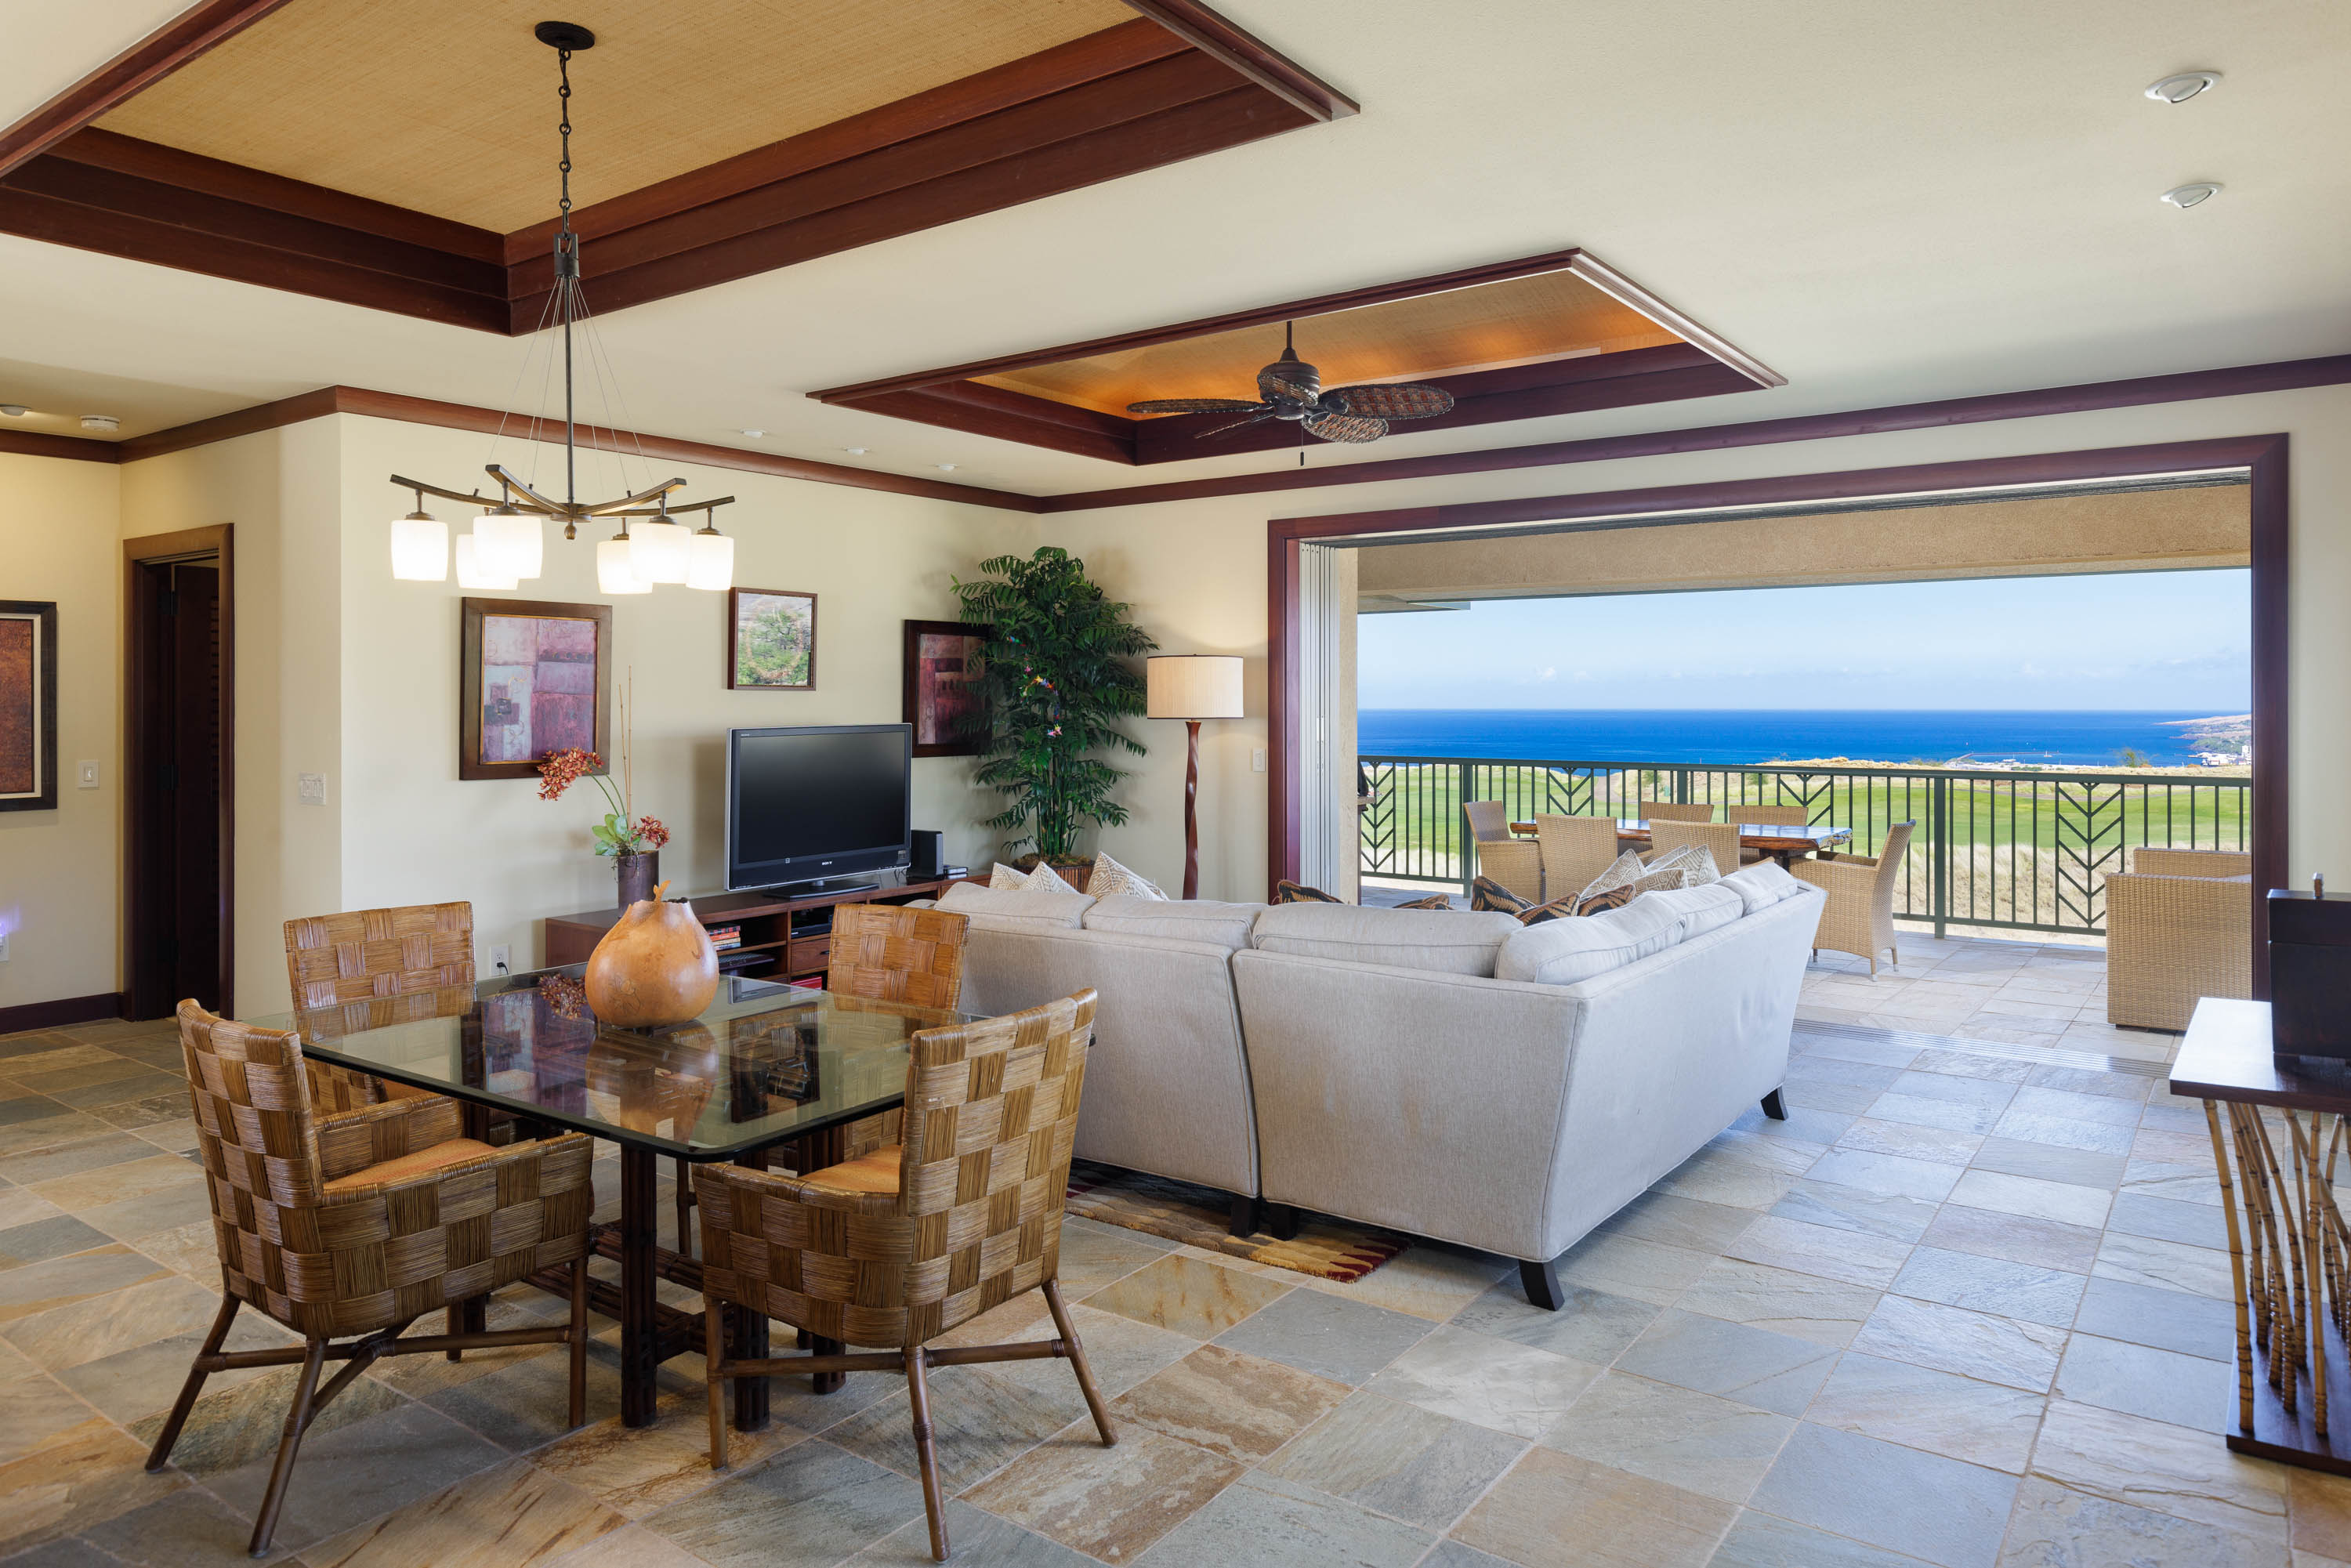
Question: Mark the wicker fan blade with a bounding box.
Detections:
[1194,413,1274,439]
[1261,374,1319,405]
[1323,382,1454,420]
[1126,397,1268,415]
[1302,411,1389,444]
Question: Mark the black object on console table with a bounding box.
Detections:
[545,876,965,983]
[2269,886,2351,1059]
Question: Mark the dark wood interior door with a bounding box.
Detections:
[129,559,224,1018]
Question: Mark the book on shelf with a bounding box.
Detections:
[708,923,743,951]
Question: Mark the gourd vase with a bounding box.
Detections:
[585,882,718,1027]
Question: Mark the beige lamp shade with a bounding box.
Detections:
[1147,655,1244,720]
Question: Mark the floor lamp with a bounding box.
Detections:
[1147,655,1244,900]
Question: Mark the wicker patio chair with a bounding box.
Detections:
[1790,820,1914,975]
[1639,801,1715,823]
[694,990,1111,1563]
[283,904,473,1112]
[1532,814,1621,904]
[1464,801,1543,902]
[1730,804,1811,864]
[2106,848,2253,1030]
[150,1002,594,1556]
[1646,819,1740,880]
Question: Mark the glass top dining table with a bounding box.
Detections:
[245,965,973,1430]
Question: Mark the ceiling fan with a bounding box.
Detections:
[1125,323,1455,446]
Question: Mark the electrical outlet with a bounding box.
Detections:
[76,760,98,789]
[1252,748,1267,773]
[298,772,327,805]
[490,944,511,975]
[0,932,10,961]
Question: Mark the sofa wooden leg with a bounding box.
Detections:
[1760,1088,1789,1121]
[1266,1204,1301,1241]
[1227,1193,1261,1237]
[1521,1257,1566,1311]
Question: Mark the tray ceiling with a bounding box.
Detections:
[96,0,1138,230]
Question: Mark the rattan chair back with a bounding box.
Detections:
[828,904,969,1010]
[1462,800,1514,843]
[1533,814,1622,900]
[1874,821,1915,887]
[1647,818,1741,873]
[283,904,474,1110]
[1734,805,1811,827]
[1639,801,1715,823]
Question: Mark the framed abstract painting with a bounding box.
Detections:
[0,599,58,812]
[459,597,611,781]
[726,588,816,690]
[902,619,988,758]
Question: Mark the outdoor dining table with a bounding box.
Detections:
[1505,817,1854,866]
[247,965,972,1432]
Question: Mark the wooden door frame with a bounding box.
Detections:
[124,525,234,1017]
[1268,434,2289,989]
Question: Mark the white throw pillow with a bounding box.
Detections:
[1573,850,1650,911]
[1643,842,1722,887]
[1494,896,1687,986]
[936,881,1095,931]
[1249,904,1522,977]
[988,862,1030,890]
[1722,860,1806,915]
[1086,852,1166,900]
[1023,862,1080,894]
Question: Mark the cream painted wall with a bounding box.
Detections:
[0,454,121,1010]
[327,416,1037,1010]
[1041,383,2351,902]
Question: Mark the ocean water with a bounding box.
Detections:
[1357,709,2239,768]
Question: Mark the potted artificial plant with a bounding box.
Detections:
[953,546,1155,874]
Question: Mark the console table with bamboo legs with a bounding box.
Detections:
[2172,998,2351,1474]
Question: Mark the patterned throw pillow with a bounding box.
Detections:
[1515,893,1585,925]
[1024,862,1081,894]
[1087,852,1167,900]
[988,862,1030,890]
[1469,875,1531,915]
[1395,893,1453,911]
[1274,879,1346,904]
[1643,842,1722,887]
[1572,851,1649,912]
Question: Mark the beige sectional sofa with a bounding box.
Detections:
[923,866,1823,1308]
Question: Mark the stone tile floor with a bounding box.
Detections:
[0,990,2342,1567]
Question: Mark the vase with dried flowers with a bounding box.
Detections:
[538,671,670,907]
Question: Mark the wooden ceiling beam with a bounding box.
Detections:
[1116,0,1357,120]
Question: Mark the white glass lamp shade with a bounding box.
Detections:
[629,518,692,585]
[474,507,543,580]
[598,534,650,594]
[1147,654,1245,720]
[389,512,447,581]
[686,528,734,591]
[454,532,518,591]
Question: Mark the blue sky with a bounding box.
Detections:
[1357,569,2251,711]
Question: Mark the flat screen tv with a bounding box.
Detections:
[726,723,911,892]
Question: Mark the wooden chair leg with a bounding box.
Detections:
[704,1295,729,1472]
[446,1301,465,1361]
[675,1156,694,1258]
[1041,1279,1115,1447]
[567,1256,590,1429]
[248,1337,328,1557]
[146,1293,239,1473]
[904,1346,948,1563]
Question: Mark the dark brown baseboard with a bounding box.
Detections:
[0,990,125,1034]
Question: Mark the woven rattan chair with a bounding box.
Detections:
[2106,848,2253,1030]
[1728,804,1813,864]
[1790,820,1914,975]
[1646,819,1740,880]
[1532,814,1621,905]
[1639,801,1715,823]
[694,990,1110,1563]
[283,904,473,1112]
[1464,802,1543,902]
[150,1002,594,1555]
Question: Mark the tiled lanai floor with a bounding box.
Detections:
[0,939,2340,1568]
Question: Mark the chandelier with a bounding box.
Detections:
[387,21,734,596]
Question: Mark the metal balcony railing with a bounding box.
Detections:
[1357,755,2251,938]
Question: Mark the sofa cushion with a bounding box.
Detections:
[1086,852,1166,900]
[936,881,1096,932]
[1083,896,1266,952]
[1639,882,1746,942]
[1722,860,1807,914]
[1250,904,1520,976]
[1494,896,1689,986]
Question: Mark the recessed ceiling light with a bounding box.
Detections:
[935,463,959,472]
[2160,181,2223,208]
[736,428,764,438]
[0,405,26,418]
[2145,71,2222,104]
[80,415,120,432]
[841,447,869,455]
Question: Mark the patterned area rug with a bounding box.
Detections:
[1064,1160,1409,1282]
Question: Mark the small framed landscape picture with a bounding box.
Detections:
[459,597,611,781]
[0,599,58,812]
[903,619,987,758]
[727,588,816,690]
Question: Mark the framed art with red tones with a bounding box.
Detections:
[459,597,612,781]
[0,599,58,811]
[902,619,988,758]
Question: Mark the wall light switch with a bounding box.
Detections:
[490,945,511,976]
[76,760,98,789]
[298,773,327,805]
[1252,748,1267,773]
